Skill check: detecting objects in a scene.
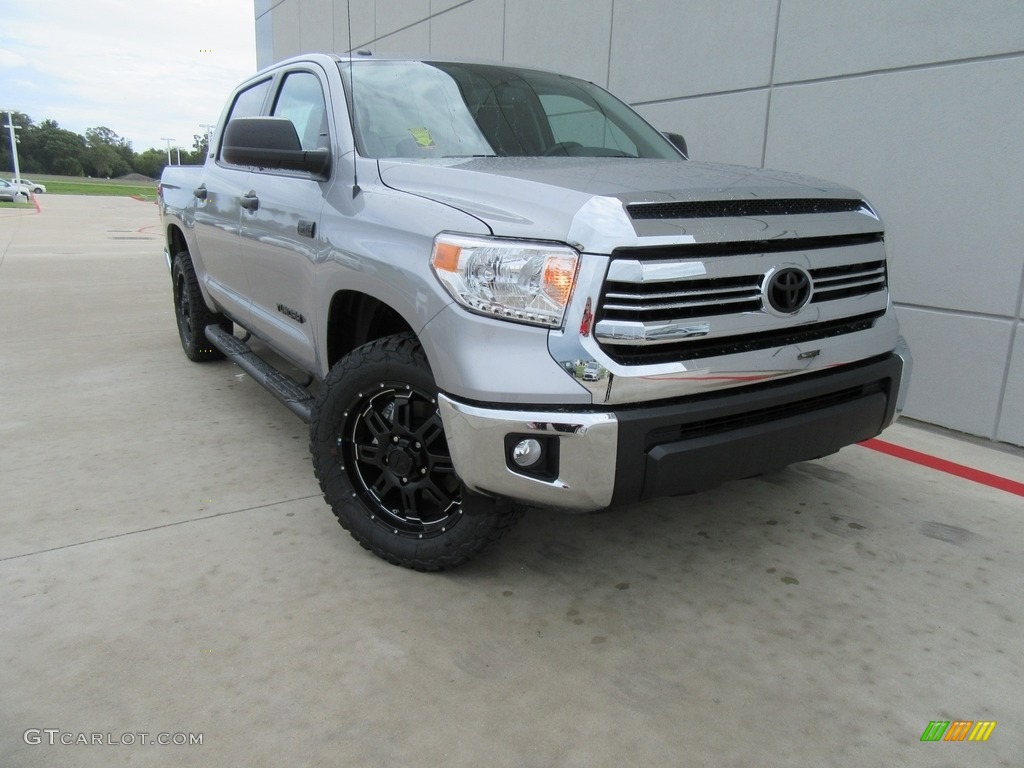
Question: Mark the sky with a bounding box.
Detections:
[0,0,258,154]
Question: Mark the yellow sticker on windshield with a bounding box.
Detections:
[409,127,436,148]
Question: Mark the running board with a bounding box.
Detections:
[205,325,313,423]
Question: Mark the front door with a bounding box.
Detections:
[239,68,335,373]
[192,77,273,322]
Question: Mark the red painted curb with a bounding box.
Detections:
[860,438,1024,497]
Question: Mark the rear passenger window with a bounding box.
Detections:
[220,78,272,161]
[226,79,272,123]
[272,72,330,152]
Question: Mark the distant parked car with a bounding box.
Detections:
[12,178,45,193]
[0,178,31,201]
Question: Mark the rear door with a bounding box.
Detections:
[193,77,273,321]
[239,66,334,372]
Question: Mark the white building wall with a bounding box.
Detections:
[254,0,1024,446]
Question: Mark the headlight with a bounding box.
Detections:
[431,233,580,328]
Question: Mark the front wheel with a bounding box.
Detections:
[310,333,521,571]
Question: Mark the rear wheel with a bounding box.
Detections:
[310,333,521,570]
[171,251,230,361]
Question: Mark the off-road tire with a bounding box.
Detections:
[310,333,522,571]
[171,251,231,362]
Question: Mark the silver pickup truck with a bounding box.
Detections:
[159,53,911,571]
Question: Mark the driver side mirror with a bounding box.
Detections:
[662,132,689,159]
[222,117,331,176]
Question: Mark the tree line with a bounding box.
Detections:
[1,112,208,180]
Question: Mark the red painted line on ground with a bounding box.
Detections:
[31,193,41,214]
[860,438,1024,497]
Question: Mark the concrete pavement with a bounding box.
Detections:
[2,195,1022,767]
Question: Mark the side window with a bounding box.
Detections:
[220,78,272,161]
[539,94,638,156]
[272,71,330,152]
[225,78,272,123]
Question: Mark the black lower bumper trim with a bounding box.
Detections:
[610,354,902,505]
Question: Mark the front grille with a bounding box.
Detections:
[600,259,886,324]
[595,196,889,366]
[602,275,762,320]
[612,232,882,260]
[626,198,867,220]
[810,261,886,303]
[601,312,884,365]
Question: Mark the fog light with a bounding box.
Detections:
[512,438,543,468]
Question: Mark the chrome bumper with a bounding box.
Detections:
[893,335,913,415]
[438,346,910,512]
[437,395,618,510]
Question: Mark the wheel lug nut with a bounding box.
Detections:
[392,436,399,443]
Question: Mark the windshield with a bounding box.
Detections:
[338,60,682,161]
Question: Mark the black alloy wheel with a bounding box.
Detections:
[310,333,522,570]
[342,382,461,537]
[170,251,229,362]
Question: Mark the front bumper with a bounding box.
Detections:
[438,397,619,510]
[439,348,910,511]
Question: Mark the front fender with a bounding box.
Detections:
[314,182,491,378]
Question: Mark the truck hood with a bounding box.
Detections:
[377,157,865,252]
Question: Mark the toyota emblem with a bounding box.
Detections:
[764,266,812,314]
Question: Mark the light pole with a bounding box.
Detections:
[161,137,175,165]
[200,123,217,156]
[5,111,23,189]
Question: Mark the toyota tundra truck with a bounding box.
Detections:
[158,54,912,571]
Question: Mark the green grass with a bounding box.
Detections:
[3,174,158,201]
[43,179,157,200]
[0,201,35,209]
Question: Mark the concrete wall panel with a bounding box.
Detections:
[608,0,777,102]
[895,307,1012,438]
[299,0,336,54]
[635,90,769,167]
[330,0,375,50]
[504,0,612,85]
[377,0,431,38]
[429,0,503,60]
[431,0,468,12]
[272,0,302,61]
[375,21,430,56]
[764,58,1024,317]
[775,0,1024,82]
[256,9,275,69]
[996,326,1024,445]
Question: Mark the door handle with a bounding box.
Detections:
[193,185,207,200]
[240,191,259,211]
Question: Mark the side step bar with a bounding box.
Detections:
[205,325,314,423]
